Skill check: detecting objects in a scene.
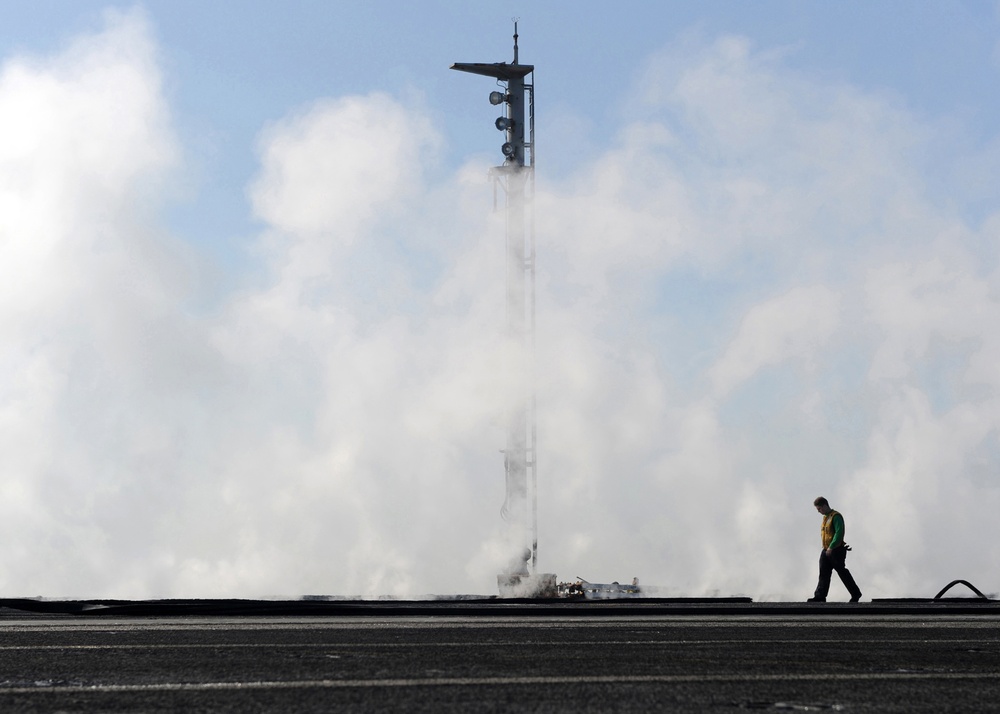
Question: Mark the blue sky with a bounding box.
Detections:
[2,2,1000,600]
[6,1,1000,262]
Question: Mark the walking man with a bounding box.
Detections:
[808,496,862,602]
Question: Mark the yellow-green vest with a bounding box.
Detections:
[821,509,842,549]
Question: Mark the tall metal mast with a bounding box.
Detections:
[451,24,537,574]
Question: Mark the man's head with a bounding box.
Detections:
[813,496,831,515]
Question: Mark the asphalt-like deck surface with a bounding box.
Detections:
[1,599,998,711]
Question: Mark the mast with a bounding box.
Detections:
[451,23,537,574]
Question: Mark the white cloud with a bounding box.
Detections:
[709,286,841,397]
[3,19,1000,601]
[250,93,437,244]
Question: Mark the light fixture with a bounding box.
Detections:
[489,91,506,105]
[495,116,513,131]
[501,142,516,157]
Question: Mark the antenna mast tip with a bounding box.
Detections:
[512,18,520,63]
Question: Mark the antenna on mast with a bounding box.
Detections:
[513,18,519,64]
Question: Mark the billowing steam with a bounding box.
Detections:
[1,14,998,600]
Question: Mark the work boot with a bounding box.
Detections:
[807,597,825,602]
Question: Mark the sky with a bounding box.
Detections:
[2,1,1000,600]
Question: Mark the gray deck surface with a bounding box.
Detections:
[1,600,998,711]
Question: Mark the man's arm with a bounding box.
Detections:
[828,513,845,550]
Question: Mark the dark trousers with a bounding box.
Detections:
[814,547,862,600]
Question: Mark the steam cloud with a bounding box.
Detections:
[1,15,998,600]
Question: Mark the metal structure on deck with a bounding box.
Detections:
[451,24,538,576]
